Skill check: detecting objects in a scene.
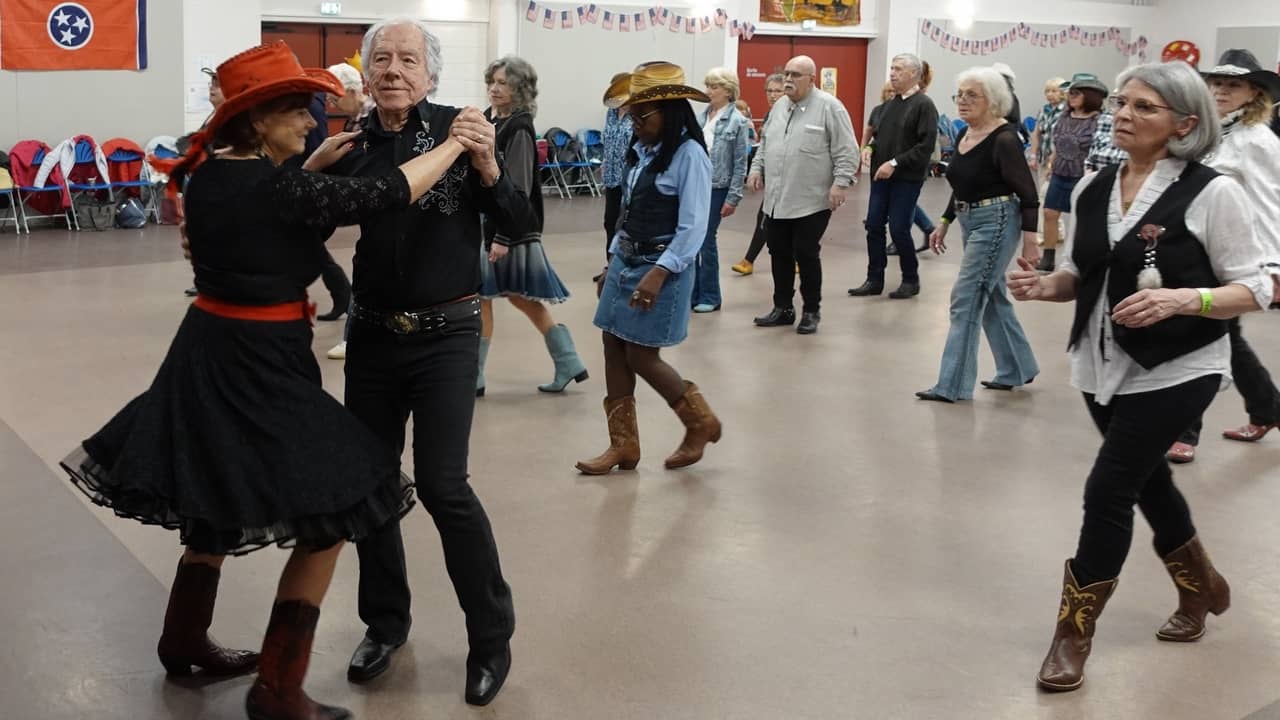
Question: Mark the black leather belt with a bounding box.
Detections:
[617,238,669,256]
[352,296,480,335]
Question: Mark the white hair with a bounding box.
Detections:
[326,63,363,93]
[361,18,443,98]
[893,53,923,79]
[1115,62,1221,160]
[957,66,1014,118]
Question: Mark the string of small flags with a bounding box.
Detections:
[525,2,757,40]
[920,20,1149,62]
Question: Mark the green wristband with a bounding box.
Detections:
[1197,288,1213,316]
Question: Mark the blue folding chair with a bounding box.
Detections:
[66,138,116,231]
[578,129,605,185]
[16,145,74,233]
[547,128,598,197]
[107,147,160,223]
[0,168,20,234]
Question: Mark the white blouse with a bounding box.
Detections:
[1204,117,1280,266]
[703,106,723,152]
[1058,158,1272,405]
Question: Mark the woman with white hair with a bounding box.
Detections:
[1165,49,1280,462]
[326,61,371,131]
[1008,61,1272,692]
[692,67,750,312]
[916,67,1040,403]
[477,55,588,395]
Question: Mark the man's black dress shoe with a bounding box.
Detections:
[889,282,920,299]
[347,635,404,683]
[847,280,884,296]
[465,645,512,706]
[915,390,955,403]
[796,312,820,334]
[753,307,796,327]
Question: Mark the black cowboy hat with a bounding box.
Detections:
[1203,49,1280,103]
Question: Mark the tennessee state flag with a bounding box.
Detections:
[0,0,148,70]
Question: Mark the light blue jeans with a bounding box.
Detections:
[926,199,1039,400]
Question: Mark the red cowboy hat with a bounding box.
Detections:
[153,41,342,188]
[205,41,343,135]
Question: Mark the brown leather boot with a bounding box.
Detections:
[664,381,722,469]
[1156,535,1230,642]
[1037,560,1118,692]
[245,601,351,720]
[576,396,641,475]
[156,559,259,676]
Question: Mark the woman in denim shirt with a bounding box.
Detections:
[692,67,751,312]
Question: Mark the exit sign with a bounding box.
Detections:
[319,1,341,15]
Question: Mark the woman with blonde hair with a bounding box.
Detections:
[1165,49,1280,462]
[692,66,751,312]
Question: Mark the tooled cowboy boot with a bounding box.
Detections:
[576,396,640,475]
[245,601,351,720]
[1156,535,1230,642]
[664,381,722,469]
[156,559,259,677]
[1037,560,1118,692]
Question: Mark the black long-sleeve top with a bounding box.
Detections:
[184,157,409,305]
[941,123,1040,232]
[327,99,532,309]
[868,92,939,182]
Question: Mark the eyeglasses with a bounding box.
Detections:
[951,91,984,103]
[1106,95,1175,117]
[629,108,660,126]
[782,71,809,79]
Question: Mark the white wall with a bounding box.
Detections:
[866,0,1162,143]
[0,1,185,150]
[184,0,263,132]
[1215,26,1280,69]
[922,21,1134,122]
[260,0,490,23]
[1149,0,1280,66]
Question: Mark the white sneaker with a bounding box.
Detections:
[326,341,346,360]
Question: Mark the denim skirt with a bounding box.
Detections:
[1044,174,1082,212]
[593,252,694,348]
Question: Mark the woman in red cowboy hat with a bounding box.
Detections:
[1165,49,1280,463]
[60,41,484,720]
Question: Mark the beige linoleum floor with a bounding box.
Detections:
[2,179,1279,720]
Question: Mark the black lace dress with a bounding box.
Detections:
[61,157,416,555]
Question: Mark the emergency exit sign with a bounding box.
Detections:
[319,2,342,15]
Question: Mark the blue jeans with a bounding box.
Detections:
[913,205,935,233]
[865,179,924,283]
[693,187,729,308]
[926,199,1039,400]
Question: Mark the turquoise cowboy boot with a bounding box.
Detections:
[537,324,589,393]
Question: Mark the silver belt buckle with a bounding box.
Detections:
[955,200,969,213]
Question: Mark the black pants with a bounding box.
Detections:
[603,186,623,260]
[1073,374,1220,586]
[744,206,768,263]
[766,210,831,315]
[344,314,514,652]
[1178,318,1280,445]
[319,249,352,310]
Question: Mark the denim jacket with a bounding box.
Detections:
[701,104,750,207]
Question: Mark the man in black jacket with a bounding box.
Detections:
[850,52,939,299]
[305,18,531,706]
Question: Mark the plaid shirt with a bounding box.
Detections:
[1035,102,1063,161]
[1085,111,1128,172]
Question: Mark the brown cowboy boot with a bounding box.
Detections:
[245,601,351,720]
[1037,560,1118,692]
[1156,535,1230,642]
[576,396,640,475]
[156,559,259,676]
[664,381,722,469]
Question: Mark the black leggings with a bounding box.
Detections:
[603,186,623,261]
[744,207,768,263]
[1178,318,1280,444]
[1072,374,1220,585]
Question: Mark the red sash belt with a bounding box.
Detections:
[193,294,316,324]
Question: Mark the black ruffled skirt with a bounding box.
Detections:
[60,305,414,556]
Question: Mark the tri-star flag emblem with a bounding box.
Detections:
[49,3,93,49]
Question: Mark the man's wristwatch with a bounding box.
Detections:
[888,158,899,168]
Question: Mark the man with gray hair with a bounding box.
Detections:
[748,55,859,335]
[304,17,531,706]
[850,53,938,299]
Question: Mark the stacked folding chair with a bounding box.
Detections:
[537,138,566,199]
[578,129,605,186]
[59,136,115,231]
[545,128,599,197]
[103,137,157,222]
[9,140,73,233]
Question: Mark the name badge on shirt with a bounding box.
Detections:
[803,124,824,134]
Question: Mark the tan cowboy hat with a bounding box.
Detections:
[612,61,710,108]
[603,72,632,108]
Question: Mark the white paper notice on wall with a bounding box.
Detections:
[186,82,213,114]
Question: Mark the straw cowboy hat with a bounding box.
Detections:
[602,72,632,109]
[1203,49,1280,103]
[609,61,710,108]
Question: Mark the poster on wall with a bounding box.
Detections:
[820,67,837,94]
[0,0,149,70]
[760,0,860,27]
